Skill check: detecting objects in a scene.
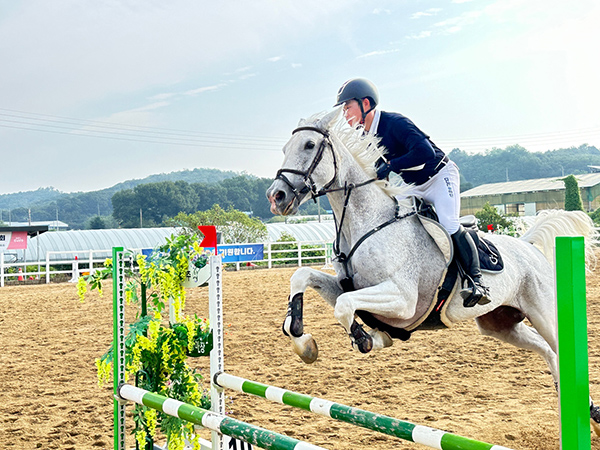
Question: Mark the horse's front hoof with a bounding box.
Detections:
[591,419,600,437]
[291,334,319,364]
[369,329,393,349]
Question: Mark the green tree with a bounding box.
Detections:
[590,208,600,227]
[459,173,473,193]
[167,205,267,243]
[135,181,197,224]
[191,183,230,211]
[112,189,141,228]
[88,216,107,229]
[474,202,512,232]
[563,174,584,211]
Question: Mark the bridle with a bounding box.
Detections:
[274,126,338,207]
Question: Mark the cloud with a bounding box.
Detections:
[291,63,303,69]
[372,8,391,15]
[71,101,172,136]
[267,55,283,62]
[434,10,482,33]
[411,8,442,19]
[357,49,400,59]
[148,92,176,101]
[184,84,227,96]
[0,1,354,114]
[452,0,474,3]
[238,73,257,80]
[406,31,432,40]
[130,101,171,112]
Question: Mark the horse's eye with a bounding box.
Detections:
[305,141,316,150]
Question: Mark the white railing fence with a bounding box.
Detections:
[0,240,333,287]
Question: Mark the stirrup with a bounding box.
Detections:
[460,284,490,308]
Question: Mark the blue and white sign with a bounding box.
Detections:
[214,244,264,262]
[141,244,264,263]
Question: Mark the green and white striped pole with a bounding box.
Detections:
[118,383,326,450]
[214,372,514,450]
[555,236,591,450]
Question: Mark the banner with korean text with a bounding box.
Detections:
[214,244,264,263]
[0,231,28,250]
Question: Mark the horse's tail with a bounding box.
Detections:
[519,209,599,269]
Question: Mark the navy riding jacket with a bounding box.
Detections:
[376,111,446,185]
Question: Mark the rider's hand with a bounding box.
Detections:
[376,161,391,179]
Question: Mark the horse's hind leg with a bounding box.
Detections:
[475,306,558,383]
[282,267,342,363]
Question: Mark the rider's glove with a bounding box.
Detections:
[375,160,392,179]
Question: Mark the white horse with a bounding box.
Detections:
[266,109,600,426]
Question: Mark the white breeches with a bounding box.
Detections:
[401,161,461,235]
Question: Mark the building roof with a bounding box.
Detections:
[7,227,183,262]
[461,172,600,198]
[0,225,49,237]
[2,220,68,230]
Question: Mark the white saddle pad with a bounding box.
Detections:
[417,214,453,266]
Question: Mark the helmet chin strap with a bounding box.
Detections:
[357,98,375,125]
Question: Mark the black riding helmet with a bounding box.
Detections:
[334,78,379,124]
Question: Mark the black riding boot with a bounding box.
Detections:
[451,226,490,307]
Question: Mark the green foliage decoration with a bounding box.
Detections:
[563,174,584,212]
[474,202,512,232]
[82,234,212,450]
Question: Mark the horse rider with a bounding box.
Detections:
[334,78,489,307]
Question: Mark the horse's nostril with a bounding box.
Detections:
[275,191,285,202]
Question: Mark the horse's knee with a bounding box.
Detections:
[333,296,354,330]
[290,267,314,291]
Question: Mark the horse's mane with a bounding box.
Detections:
[302,111,412,200]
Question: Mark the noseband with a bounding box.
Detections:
[275,126,338,205]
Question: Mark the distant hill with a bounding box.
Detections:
[0,167,239,228]
[102,168,238,194]
[0,168,237,210]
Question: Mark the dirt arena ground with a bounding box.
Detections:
[1,264,600,450]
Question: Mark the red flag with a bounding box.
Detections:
[198,225,217,252]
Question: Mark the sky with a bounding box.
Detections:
[1,0,599,194]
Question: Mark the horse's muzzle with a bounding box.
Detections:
[266,181,298,216]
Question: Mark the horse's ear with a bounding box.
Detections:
[297,118,308,127]
[317,108,342,131]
